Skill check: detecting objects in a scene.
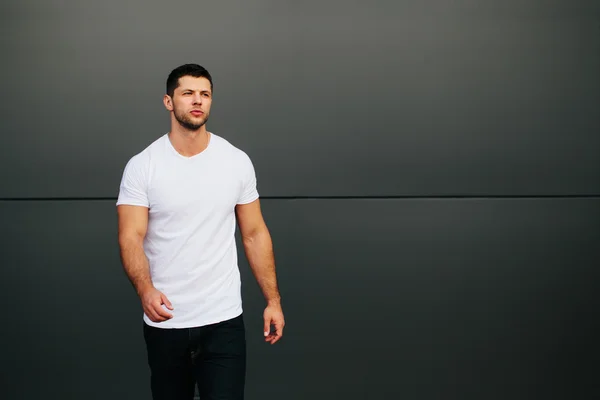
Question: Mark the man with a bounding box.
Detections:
[116,63,284,400]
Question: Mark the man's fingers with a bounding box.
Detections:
[143,303,166,322]
[161,294,174,310]
[267,331,282,344]
[140,289,173,322]
[145,307,164,322]
[152,300,173,319]
[264,319,271,337]
[264,321,284,344]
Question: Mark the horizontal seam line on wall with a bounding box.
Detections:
[0,195,599,201]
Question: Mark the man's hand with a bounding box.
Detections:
[263,303,285,344]
[139,286,174,322]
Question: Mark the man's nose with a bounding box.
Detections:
[192,93,203,104]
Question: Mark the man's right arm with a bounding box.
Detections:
[117,205,173,322]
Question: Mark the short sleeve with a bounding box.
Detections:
[237,152,259,205]
[116,154,149,207]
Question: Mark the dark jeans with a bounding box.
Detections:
[143,313,246,400]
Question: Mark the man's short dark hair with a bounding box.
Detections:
[166,64,213,97]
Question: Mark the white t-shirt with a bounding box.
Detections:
[116,132,259,329]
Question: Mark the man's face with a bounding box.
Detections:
[167,76,213,130]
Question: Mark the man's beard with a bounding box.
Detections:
[174,107,209,131]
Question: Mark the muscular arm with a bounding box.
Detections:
[117,205,173,322]
[236,199,284,344]
[117,205,152,295]
[236,199,280,305]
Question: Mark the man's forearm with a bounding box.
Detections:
[119,236,153,295]
[243,227,281,305]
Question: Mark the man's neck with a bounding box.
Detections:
[168,126,210,157]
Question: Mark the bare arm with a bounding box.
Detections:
[117,205,152,294]
[236,199,280,305]
[236,199,284,343]
[117,205,173,322]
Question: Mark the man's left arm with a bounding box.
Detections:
[236,199,285,344]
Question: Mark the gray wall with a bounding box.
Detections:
[1,1,598,399]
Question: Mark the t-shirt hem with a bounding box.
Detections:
[236,194,259,205]
[142,307,244,329]
[116,201,149,207]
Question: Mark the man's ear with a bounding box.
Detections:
[163,94,173,111]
